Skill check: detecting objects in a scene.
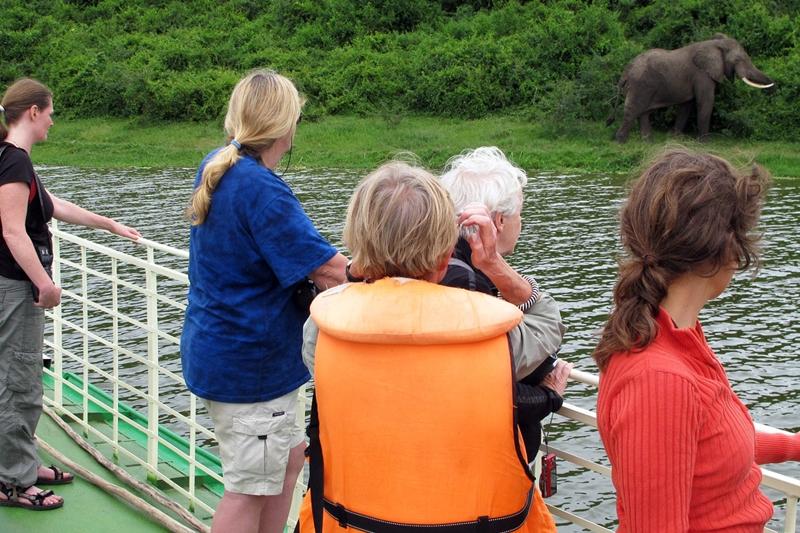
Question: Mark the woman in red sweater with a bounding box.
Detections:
[595,148,800,532]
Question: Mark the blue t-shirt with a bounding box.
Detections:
[180,153,337,403]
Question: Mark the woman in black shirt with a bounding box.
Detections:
[0,78,139,511]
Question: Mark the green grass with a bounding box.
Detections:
[32,115,800,178]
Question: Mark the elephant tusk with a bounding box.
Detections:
[742,77,774,89]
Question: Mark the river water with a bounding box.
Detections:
[38,164,800,530]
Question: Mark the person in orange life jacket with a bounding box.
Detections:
[299,161,558,532]
[439,146,571,461]
[0,78,140,512]
[595,148,800,532]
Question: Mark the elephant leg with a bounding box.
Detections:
[615,118,634,143]
[640,112,653,141]
[615,101,638,143]
[695,80,716,141]
[672,102,692,135]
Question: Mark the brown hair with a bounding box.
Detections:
[344,161,458,280]
[0,78,53,140]
[593,148,771,370]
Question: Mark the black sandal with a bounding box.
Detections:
[36,465,74,485]
[0,482,64,511]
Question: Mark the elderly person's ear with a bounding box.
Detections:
[492,211,505,230]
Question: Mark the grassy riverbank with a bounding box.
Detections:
[33,116,800,178]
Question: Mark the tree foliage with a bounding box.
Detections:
[1,0,797,139]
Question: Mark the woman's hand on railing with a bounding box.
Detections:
[107,220,141,241]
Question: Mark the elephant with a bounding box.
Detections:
[607,34,774,143]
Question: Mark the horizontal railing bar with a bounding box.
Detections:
[44,315,186,385]
[546,446,611,477]
[56,257,187,311]
[558,402,598,429]
[51,288,182,346]
[53,229,188,283]
[569,368,599,387]
[56,269,185,324]
[134,236,190,260]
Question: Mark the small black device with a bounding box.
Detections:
[31,244,54,303]
[292,278,318,316]
[540,452,557,497]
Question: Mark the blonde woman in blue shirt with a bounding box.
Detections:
[181,70,347,533]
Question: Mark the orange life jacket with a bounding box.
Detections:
[298,278,557,533]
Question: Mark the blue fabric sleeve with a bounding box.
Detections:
[248,188,337,289]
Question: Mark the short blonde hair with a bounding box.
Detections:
[344,161,458,280]
[189,69,305,224]
[440,146,527,215]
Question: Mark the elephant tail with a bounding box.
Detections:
[605,76,627,126]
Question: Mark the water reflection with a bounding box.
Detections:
[38,165,800,531]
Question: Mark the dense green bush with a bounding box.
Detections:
[0,0,798,139]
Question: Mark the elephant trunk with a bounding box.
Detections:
[735,61,774,89]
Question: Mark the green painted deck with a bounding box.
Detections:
[0,414,170,533]
[0,372,222,532]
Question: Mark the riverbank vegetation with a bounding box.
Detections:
[33,116,800,178]
[3,0,800,174]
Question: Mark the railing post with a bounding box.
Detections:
[111,257,120,461]
[785,496,798,533]
[51,219,63,408]
[146,246,160,482]
[81,244,89,436]
[188,394,197,512]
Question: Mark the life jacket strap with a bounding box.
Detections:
[321,487,533,533]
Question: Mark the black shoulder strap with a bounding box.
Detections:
[308,391,325,532]
[32,172,47,221]
[509,335,537,482]
[447,257,477,291]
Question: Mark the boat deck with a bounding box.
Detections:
[1,414,170,533]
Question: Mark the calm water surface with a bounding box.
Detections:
[38,164,800,530]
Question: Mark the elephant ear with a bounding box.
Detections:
[693,45,725,83]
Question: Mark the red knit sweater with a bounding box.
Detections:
[597,308,800,532]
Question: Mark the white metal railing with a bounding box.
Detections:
[41,224,799,532]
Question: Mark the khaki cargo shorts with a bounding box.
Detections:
[205,389,305,496]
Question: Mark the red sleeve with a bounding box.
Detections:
[603,370,701,533]
[755,431,800,464]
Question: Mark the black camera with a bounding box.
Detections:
[292,278,319,317]
[36,244,54,278]
[31,244,54,303]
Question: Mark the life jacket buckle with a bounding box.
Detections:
[335,503,349,528]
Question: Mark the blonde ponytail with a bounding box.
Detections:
[188,144,241,224]
[187,69,304,225]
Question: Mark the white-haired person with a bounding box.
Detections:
[181,70,347,533]
[1,78,139,511]
[439,146,570,462]
[297,161,558,532]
